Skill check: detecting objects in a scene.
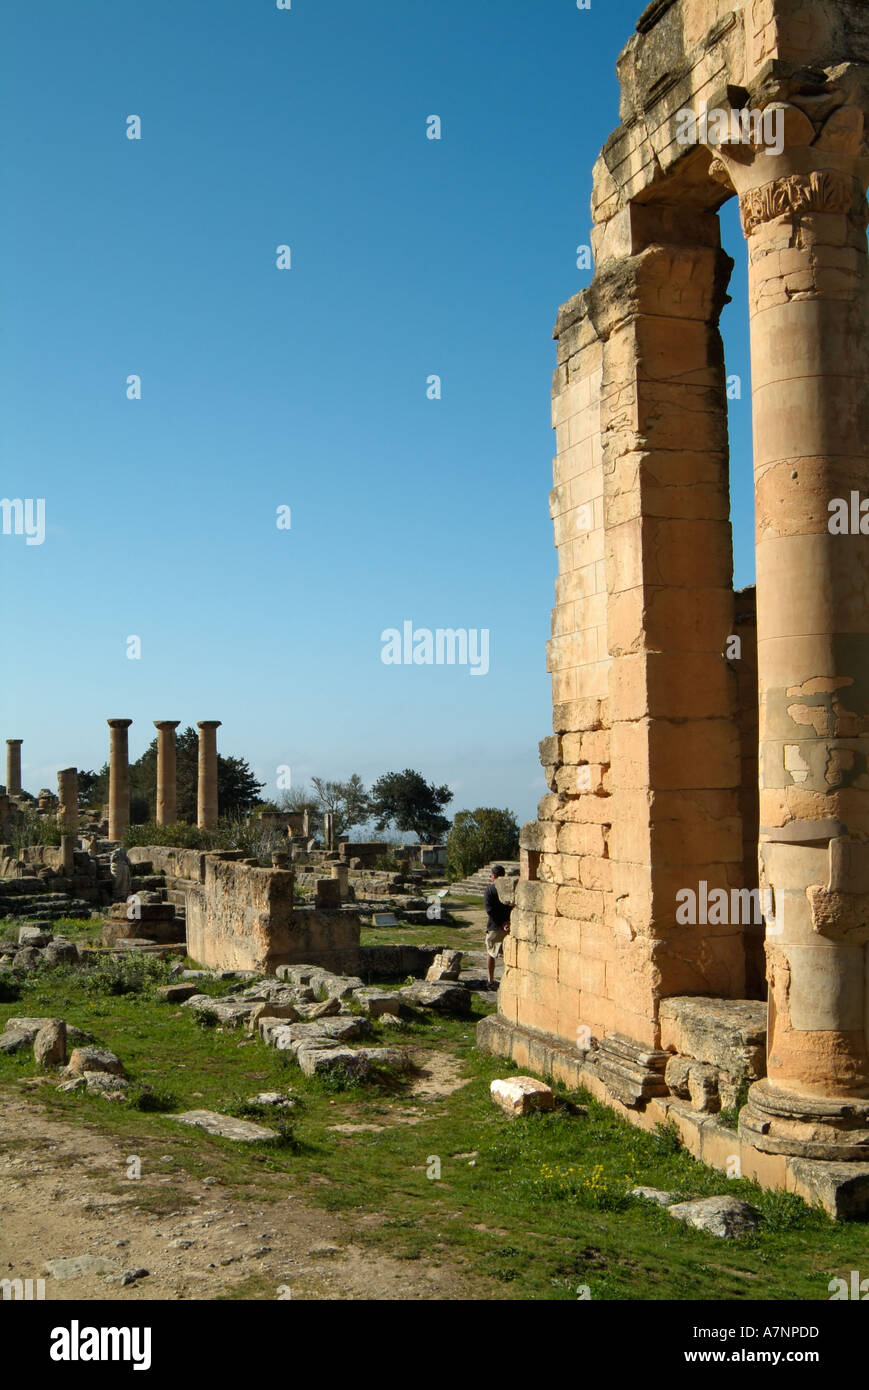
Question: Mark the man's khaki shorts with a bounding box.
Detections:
[486,928,507,959]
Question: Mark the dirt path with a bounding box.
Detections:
[0,1090,473,1301]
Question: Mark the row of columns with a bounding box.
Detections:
[108,719,221,839]
[6,724,223,840]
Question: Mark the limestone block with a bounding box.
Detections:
[490,1076,555,1117]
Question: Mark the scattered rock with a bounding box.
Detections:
[298,997,341,1020]
[42,939,79,967]
[65,1047,124,1077]
[632,1186,677,1207]
[33,1019,66,1067]
[106,1268,149,1286]
[18,926,53,948]
[667,1195,760,1238]
[169,1109,278,1142]
[490,1076,555,1117]
[354,988,406,1019]
[0,1029,32,1055]
[11,947,41,971]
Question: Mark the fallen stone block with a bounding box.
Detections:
[425,949,463,982]
[41,939,79,967]
[43,1256,120,1280]
[0,1029,32,1055]
[58,1071,129,1099]
[247,1001,300,1034]
[296,996,342,1020]
[169,1109,278,1142]
[65,1047,124,1077]
[11,947,41,971]
[5,1017,88,1046]
[354,988,407,1019]
[400,981,472,1016]
[632,1186,677,1207]
[156,983,200,1003]
[490,1076,555,1117]
[667,1196,759,1238]
[18,926,53,948]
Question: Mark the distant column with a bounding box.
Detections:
[57,767,78,833]
[154,721,180,826]
[197,721,221,830]
[5,740,22,796]
[107,719,133,842]
[323,811,335,850]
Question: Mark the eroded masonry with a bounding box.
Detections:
[478,0,869,1215]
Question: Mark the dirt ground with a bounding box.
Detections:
[0,1050,478,1302]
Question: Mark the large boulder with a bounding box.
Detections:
[42,939,79,967]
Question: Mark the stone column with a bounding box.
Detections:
[714,107,869,1158]
[323,811,335,850]
[197,721,221,830]
[57,768,78,833]
[154,721,180,826]
[5,740,22,796]
[107,719,133,842]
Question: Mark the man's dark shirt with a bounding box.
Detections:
[484,881,510,930]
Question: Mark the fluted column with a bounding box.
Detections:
[714,104,869,1158]
[5,740,22,796]
[107,719,133,842]
[197,721,221,830]
[154,721,180,826]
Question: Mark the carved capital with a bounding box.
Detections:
[739,168,867,236]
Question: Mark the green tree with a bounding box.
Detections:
[368,769,452,844]
[446,807,520,880]
[310,774,370,839]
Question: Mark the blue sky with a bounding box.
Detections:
[0,0,753,827]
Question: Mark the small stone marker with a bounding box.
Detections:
[371,912,399,927]
[169,1109,277,1142]
[490,1076,555,1117]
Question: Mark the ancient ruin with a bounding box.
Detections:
[478,0,869,1216]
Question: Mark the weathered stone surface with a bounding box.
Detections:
[425,949,463,982]
[44,1255,120,1280]
[659,998,766,1082]
[34,1019,66,1067]
[65,1047,124,1077]
[0,1029,31,1054]
[247,1001,300,1034]
[12,947,41,971]
[354,988,406,1018]
[297,996,342,1020]
[58,1071,129,1099]
[667,1196,759,1239]
[170,1109,277,1142]
[18,926,53,948]
[297,1045,409,1078]
[156,983,199,1003]
[632,1187,677,1207]
[490,1076,555,1117]
[5,1017,87,1045]
[180,994,255,1027]
[41,939,79,967]
[263,1016,371,1053]
[400,981,471,1016]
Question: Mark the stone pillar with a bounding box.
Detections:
[154,721,180,826]
[5,740,22,796]
[61,834,75,875]
[197,721,221,830]
[323,811,335,850]
[57,768,78,833]
[107,719,133,842]
[714,108,869,1157]
[331,862,349,900]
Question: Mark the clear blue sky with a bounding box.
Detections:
[0,0,754,827]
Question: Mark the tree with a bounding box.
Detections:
[368,769,452,844]
[310,774,370,839]
[78,768,105,807]
[446,807,520,880]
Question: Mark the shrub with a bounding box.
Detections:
[446,808,519,880]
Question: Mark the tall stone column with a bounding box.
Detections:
[715,105,869,1158]
[197,721,221,830]
[154,721,180,826]
[5,740,22,796]
[57,768,78,833]
[323,811,335,850]
[107,719,133,842]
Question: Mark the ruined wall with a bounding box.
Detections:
[184,856,360,975]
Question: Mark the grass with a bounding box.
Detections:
[1,957,868,1300]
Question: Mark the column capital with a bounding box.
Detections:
[154,720,180,731]
[107,718,133,729]
[197,720,222,730]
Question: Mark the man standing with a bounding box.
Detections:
[484,865,511,989]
